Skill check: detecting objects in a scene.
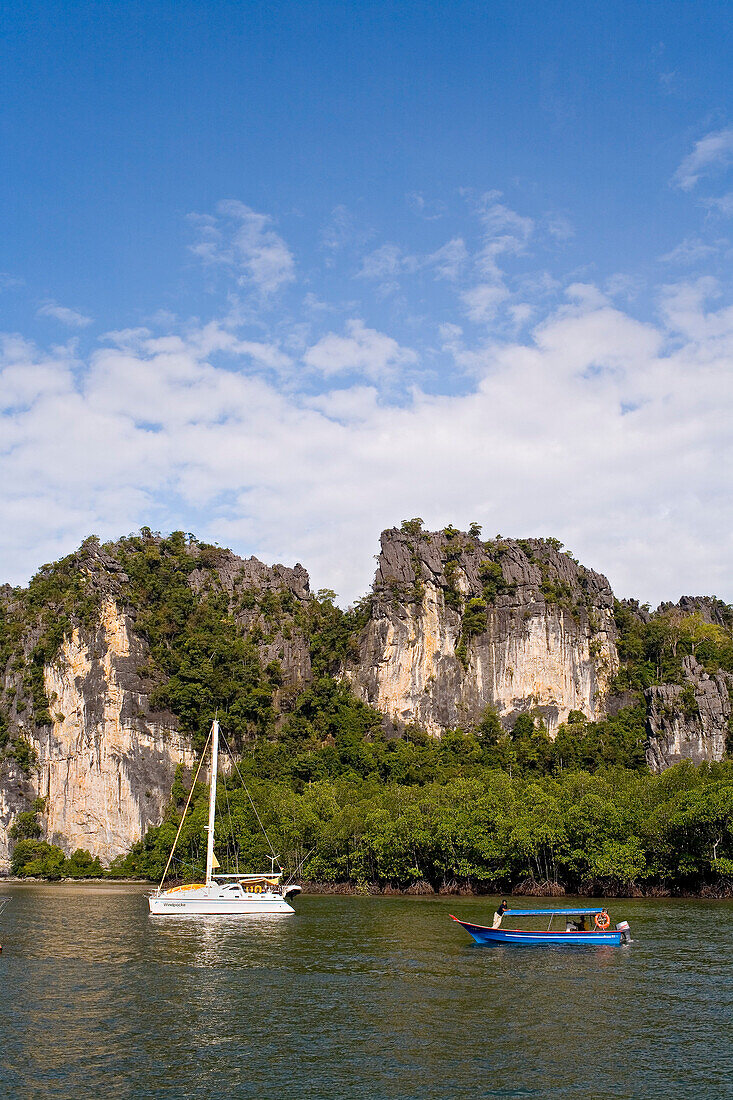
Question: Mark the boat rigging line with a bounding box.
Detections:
[221,764,239,876]
[155,718,286,887]
[219,726,281,870]
[284,844,318,886]
[157,724,212,891]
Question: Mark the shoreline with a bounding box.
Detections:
[298,881,733,899]
[2,876,731,898]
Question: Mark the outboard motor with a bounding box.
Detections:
[616,920,632,944]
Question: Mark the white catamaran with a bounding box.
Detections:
[148,718,301,916]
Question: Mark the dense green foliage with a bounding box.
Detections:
[8,810,42,840]
[11,840,104,879]
[116,727,733,894]
[110,691,733,894]
[613,601,733,689]
[114,532,279,748]
[4,526,733,893]
[111,533,371,748]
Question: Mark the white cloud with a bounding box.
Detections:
[303,320,417,379]
[605,273,644,301]
[508,303,533,328]
[37,300,92,328]
[438,194,538,327]
[406,192,446,220]
[461,283,509,323]
[305,385,381,424]
[190,321,293,371]
[427,237,469,281]
[475,192,534,278]
[659,236,724,265]
[0,273,24,290]
[354,192,537,321]
[3,276,733,611]
[190,201,295,295]
[546,214,574,242]
[477,192,534,242]
[0,335,76,411]
[657,277,723,338]
[357,243,418,294]
[358,235,470,291]
[302,292,332,312]
[673,127,733,192]
[516,271,560,300]
[704,192,733,217]
[319,204,376,260]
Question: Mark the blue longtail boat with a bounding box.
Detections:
[450,906,632,946]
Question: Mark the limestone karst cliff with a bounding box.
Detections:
[0,534,312,867]
[643,597,733,770]
[1,526,731,870]
[646,655,733,770]
[345,525,618,736]
[0,592,190,867]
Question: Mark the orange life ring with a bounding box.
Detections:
[595,911,610,930]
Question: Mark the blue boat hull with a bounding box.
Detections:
[451,916,622,946]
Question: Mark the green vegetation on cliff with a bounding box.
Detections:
[613,599,733,688]
[3,527,733,892]
[0,531,370,753]
[116,532,288,747]
[116,535,370,748]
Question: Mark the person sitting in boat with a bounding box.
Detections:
[492,900,508,928]
[565,915,588,932]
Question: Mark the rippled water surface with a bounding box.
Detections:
[1,886,731,1099]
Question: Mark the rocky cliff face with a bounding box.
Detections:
[1,528,731,868]
[0,536,312,869]
[646,655,733,770]
[0,596,190,866]
[346,527,618,736]
[187,547,312,695]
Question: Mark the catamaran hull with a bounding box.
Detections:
[451,916,623,946]
[149,895,295,915]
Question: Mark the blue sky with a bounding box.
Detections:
[1,1,733,603]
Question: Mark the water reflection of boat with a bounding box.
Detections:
[0,897,9,953]
[148,719,301,917]
[451,906,632,946]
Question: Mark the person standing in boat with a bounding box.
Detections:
[492,900,508,928]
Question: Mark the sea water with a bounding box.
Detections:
[0,885,731,1099]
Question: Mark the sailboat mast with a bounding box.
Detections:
[205,719,219,885]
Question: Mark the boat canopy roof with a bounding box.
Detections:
[505,907,605,916]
